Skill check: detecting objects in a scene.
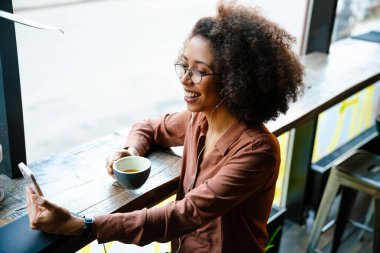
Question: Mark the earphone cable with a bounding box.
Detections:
[188,97,224,191]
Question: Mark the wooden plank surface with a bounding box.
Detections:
[0,133,182,228]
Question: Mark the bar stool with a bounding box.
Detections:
[307,149,380,253]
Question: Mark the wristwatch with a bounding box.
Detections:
[81,216,94,238]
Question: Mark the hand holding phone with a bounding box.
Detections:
[18,162,44,196]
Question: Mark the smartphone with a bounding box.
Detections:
[18,162,44,196]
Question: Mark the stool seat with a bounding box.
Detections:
[307,149,380,253]
[337,151,380,187]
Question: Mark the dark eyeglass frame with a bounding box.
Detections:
[174,63,219,84]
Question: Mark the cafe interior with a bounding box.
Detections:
[1,0,380,252]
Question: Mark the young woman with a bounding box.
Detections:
[27,2,304,252]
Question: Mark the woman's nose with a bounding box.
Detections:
[180,71,193,86]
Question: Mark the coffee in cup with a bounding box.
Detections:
[113,156,151,189]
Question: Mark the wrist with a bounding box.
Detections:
[64,215,84,236]
[125,147,139,156]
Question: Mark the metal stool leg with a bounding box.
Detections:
[374,197,380,253]
[331,187,358,253]
[357,198,374,241]
[308,168,340,253]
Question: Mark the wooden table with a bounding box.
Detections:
[1,37,380,252]
[0,133,182,251]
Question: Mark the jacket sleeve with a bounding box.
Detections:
[124,110,191,156]
[94,134,280,245]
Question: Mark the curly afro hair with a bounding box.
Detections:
[179,1,305,127]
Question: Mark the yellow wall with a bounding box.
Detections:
[312,82,380,162]
[273,132,290,207]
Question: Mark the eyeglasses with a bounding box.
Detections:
[174,63,219,84]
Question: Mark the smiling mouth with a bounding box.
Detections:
[184,91,201,98]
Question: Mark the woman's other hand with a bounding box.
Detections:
[26,187,83,235]
[105,147,139,178]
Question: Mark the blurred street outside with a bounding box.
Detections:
[13,0,307,162]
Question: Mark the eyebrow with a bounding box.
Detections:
[181,55,213,70]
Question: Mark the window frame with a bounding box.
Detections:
[0,1,26,179]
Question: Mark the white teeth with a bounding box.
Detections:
[185,91,200,98]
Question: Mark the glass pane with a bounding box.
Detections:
[253,0,309,54]
[273,132,291,207]
[332,0,380,42]
[13,0,218,162]
[312,81,380,162]
[13,0,308,163]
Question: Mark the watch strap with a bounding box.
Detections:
[81,216,94,238]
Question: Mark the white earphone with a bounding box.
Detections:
[215,97,226,109]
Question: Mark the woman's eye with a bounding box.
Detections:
[196,69,207,75]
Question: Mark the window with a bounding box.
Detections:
[332,0,380,41]
[14,0,309,164]
[312,81,380,163]
[14,0,218,161]
[253,0,309,54]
